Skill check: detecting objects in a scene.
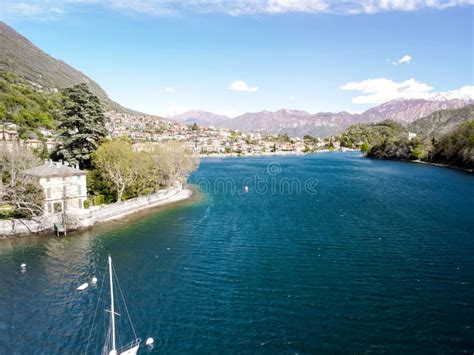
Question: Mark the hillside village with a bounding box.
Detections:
[1,110,335,158]
[106,111,333,155]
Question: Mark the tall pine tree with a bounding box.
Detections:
[55,84,108,169]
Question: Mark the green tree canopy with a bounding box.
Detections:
[55,83,108,169]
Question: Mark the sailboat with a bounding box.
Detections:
[102,256,141,355]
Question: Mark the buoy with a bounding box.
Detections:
[91,277,98,284]
[77,282,89,291]
[146,337,154,346]
[20,263,26,269]
[244,186,249,192]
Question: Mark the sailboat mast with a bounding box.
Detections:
[109,255,116,352]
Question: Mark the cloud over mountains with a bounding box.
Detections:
[341,78,474,104]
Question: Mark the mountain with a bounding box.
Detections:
[408,104,474,137]
[0,21,127,112]
[359,98,471,124]
[212,99,472,137]
[221,109,358,137]
[171,110,231,126]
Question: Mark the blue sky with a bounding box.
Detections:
[1,1,473,117]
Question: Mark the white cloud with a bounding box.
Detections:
[2,0,473,18]
[230,80,258,92]
[164,87,175,93]
[289,96,296,100]
[4,3,46,16]
[341,78,474,104]
[430,85,474,101]
[392,54,412,65]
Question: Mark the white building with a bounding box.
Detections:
[24,161,87,215]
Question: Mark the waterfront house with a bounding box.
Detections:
[24,160,87,215]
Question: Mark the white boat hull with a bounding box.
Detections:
[120,344,139,355]
[77,283,88,291]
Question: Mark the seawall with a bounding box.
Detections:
[0,186,192,237]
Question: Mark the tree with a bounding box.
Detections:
[152,141,199,187]
[92,139,136,201]
[360,143,369,153]
[55,84,108,169]
[0,143,44,218]
[92,140,200,202]
[191,123,199,131]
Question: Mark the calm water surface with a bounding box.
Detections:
[0,152,473,354]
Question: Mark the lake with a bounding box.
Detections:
[0,152,473,353]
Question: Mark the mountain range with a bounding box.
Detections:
[172,98,473,138]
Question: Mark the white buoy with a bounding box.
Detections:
[77,282,89,291]
[20,263,26,269]
[244,186,249,192]
[91,277,98,284]
[146,337,154,346]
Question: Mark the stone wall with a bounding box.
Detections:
[0,187,192,237]
[0,213,63,237]
[69,186,191,228]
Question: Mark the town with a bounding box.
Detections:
[1,110,339,157]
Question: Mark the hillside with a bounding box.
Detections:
[408,104,474,137]
[359,98,471,124]
[0,21,126,112]
[354,105,474,170]
[430,120,474,168]
[0,71,59,137]
[339,120,408,149]
[171,110,231,126]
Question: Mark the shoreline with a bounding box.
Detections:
[198,148,357,159]
[365,155,473,173]
[408,159,473,173]
[0,186,194,239]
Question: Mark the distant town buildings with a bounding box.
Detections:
[1,110,335,158]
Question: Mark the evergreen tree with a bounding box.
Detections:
[55,84,108,169]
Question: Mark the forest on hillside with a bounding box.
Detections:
[339,107,474,170]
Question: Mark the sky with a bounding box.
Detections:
[1,0,473,117]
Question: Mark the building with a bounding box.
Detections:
[24,160,87,215]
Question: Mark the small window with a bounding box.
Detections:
[78,199,82,209]
[47,203,52,213]
[77,185,82,196]
[63,185,67,196]
[53,202,62,213]
[47,188,51,199]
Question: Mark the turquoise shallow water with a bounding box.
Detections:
[0,152,473,354]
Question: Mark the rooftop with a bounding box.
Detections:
[24,160,86,178]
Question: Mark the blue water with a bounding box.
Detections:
[0,152,473,354]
